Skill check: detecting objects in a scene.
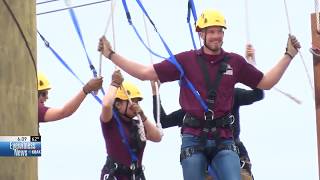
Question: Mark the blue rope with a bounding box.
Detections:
[67,7,105,95]
[121,0,166,59]
[38,31,138,162]
[113,110,138,162]
[37,31,103,104]
[121,0,209,112]
[187,0,201,49]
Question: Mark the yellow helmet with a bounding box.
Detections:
[116,81,143,101]
[37,72,51,91]
[196,9,227,32]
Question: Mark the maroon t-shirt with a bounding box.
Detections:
[153,48,263,138]
[100,115,146,167]
[38,102,49,123]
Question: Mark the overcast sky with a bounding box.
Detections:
[36,0,318,179]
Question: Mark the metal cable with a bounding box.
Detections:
[36,0,59,5]
[37,0,110,16]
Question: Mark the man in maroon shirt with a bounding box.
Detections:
[38,72,103,123]
[98,9,300,180]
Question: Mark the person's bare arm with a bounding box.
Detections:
[257,35,301,89]
[101,70,124,123]
[98,36,158,81]
[44,77,103,121]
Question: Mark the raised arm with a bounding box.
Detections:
[98,36,158,81]
[44,77,103,122]
[101,70,123,123]
[257,35,301,89]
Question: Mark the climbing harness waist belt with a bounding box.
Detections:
[180,142,239,162]
[182,113,234,129]
[103,156,144,179]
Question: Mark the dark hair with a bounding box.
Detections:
[38,90,48,98]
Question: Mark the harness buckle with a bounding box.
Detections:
[210,127,217,132]
[204,109,214,121]
[229,115,235,125]
[103,174,118,180]
[113,162,118,170]
[240,160,246,168]
[130,163,136,171]
[203,128,209,133]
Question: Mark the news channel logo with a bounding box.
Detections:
[0,136,41,157]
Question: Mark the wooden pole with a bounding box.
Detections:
[0,0,37,180]
[311,12,320,180]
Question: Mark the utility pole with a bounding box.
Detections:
[0,1,37,180]
[311,12,320,179]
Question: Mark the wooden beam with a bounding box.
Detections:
[311,12,320,179]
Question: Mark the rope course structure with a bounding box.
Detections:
[35,1,318,179]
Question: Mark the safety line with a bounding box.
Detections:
[283,0,314,96]
[37,31,103,104]
[141,11,163,134]
[121,84,147,141]
[274,87,302,104]
[99,0,117,77]
[121,0,209,113]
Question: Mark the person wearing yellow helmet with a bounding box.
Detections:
[100,70,162,180]
[38,72,103,122]
[150,46,260,180]
[98,8,300,180]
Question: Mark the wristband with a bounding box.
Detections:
[82,87,89,95]
[110,82,120,88]
[285,52,293,59]
[142,117,147,122]
[108,50,115,60]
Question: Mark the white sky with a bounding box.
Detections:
[36,0,318,179]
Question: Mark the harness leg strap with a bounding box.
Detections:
[216,143,239,154]
[180,146,205,162]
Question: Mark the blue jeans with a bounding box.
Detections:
[180,134,240,180]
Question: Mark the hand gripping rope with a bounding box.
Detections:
[37,31,103,104]
[244,0,302,104]
[283,0,314,97]
[64,0,105,95]
[121,84,147,142]
[98,1,145,172]
[120,0,211,116]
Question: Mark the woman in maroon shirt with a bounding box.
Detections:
[100,70,162,180]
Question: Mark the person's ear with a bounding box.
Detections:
[199,31,205,39]
[114,101,121,109]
